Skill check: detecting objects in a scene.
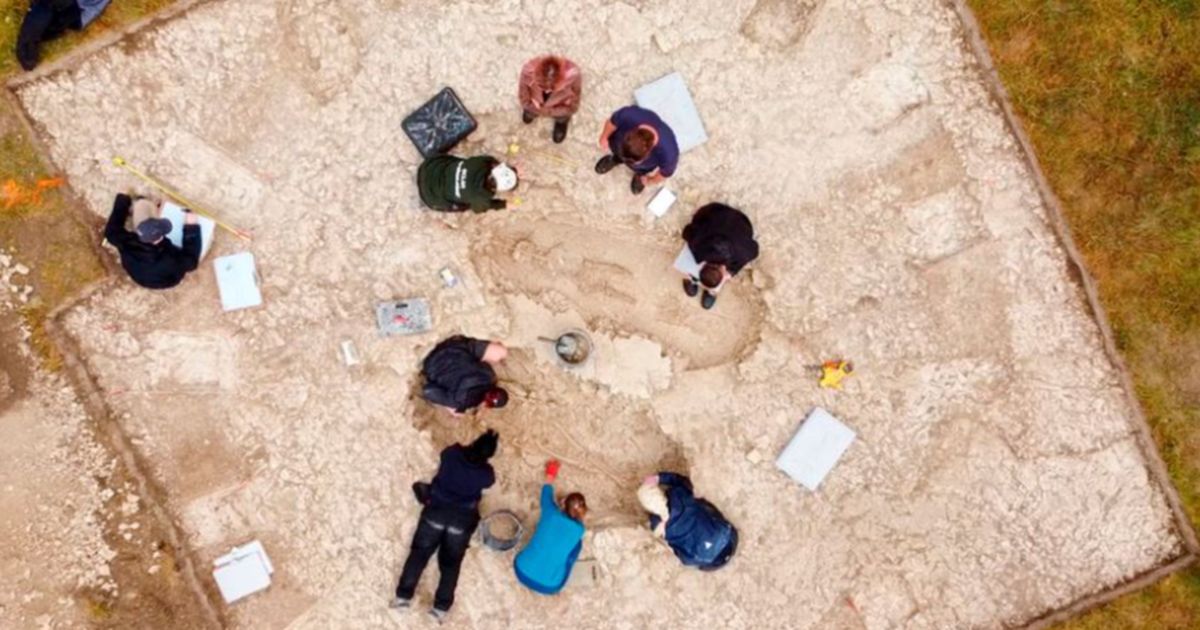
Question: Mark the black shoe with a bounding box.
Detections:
[683,279,699,297]
[522,110,535,124]
[595,155,619,174]
[552,119,569,144]
[631,176,645,195]
[412,481,431,505]
[701,291,717,310]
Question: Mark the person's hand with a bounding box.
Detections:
[184,211,199,226]
[545,459,561,483]
[642,474,659,486]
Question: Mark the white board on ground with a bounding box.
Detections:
[635,72,708,153]
[214,252,263,312]
[776,407,856,491]
[647,187,677,218]
[160,201,215,259]
[213,539,273,604]
[673,245,702,278]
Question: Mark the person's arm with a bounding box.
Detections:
[640,168,666,185]
[540,483,556,512]
[466,337,490,360]
[179,213,201,272]
[599,118,617,151]
[103,194,135,246]
[726,240,759,276]
[544,65,582,111]
[518,61,541,112]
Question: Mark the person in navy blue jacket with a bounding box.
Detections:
[637,472,737,571]
[392,430,498,623]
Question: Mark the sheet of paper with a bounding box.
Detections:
[635,72,709,153]
[214,252,263,312]
[213,540,273,604]
[160,201,215,259]
[647,187,677,218]
[775,407,856,491]
[673,245,702,278]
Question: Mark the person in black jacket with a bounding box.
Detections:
[103,194,201,290]
[16,0,112,71]
[420,335,509,415]
[638,472,737,571]
[392,429,499,623]
[680,203,760,310]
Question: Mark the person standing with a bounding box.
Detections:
[513,460,588,595]
[420,336,509,415]
[392,430,500,623]
[417,154,518,213]
[103,193,201,290]
[518,55,583,144]
[680,203,759,309]
[595,105,679,195]
[638,472,738,571]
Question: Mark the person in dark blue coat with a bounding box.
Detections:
[637,472,737,571]
[392,430,499,623]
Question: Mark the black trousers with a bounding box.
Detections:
[395,504,479,611]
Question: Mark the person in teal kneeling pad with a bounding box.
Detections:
[514,459,587,595]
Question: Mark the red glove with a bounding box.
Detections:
[545,459,561,482]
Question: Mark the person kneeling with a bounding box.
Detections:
[103,193,201,290]
[417,154,517,213]
[638,472,738,571]
[513,460,587,595]
[420,335,509,416]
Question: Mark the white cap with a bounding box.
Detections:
[490,163,518,193]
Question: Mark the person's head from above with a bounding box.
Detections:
[536,56,562,90]
[135,217,172,245]
[482,341,508,364]
[463,429,499,464]
[618,127,656,165]
[699,263,726,290]
[131,197,159,224]
[482,387,508,409]
[564,492,588,522]
[487,163,519,194]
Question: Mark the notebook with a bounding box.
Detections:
[214,252,263,312]
[160,201,215,259]
[775,407,856,491]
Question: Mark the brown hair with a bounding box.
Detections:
[537,57,561,87]
[564,492,588,521]
[619,128,655,164]
[700,264,725,289]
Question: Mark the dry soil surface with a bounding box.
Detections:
[13,0,1186,628]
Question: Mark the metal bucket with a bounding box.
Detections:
[553,330,592,367]
[479,510,524,552]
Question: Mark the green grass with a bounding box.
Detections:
[967,1,1200,628]
[0,1,174,364]
[1,0,171,76]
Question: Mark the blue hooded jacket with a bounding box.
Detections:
[514,484,584,594]
[651,473,734,568]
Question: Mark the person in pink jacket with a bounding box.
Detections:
[518,55,583,144]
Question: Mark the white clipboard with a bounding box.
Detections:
[160,201,215,259]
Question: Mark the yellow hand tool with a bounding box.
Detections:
[111,157,253,241]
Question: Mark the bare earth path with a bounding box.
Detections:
[10,0,1190,628]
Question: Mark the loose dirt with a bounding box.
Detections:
[10,0,1188,628]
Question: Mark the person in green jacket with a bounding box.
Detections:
[417,154,518,213]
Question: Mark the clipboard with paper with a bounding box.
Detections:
[673,245,703,278]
